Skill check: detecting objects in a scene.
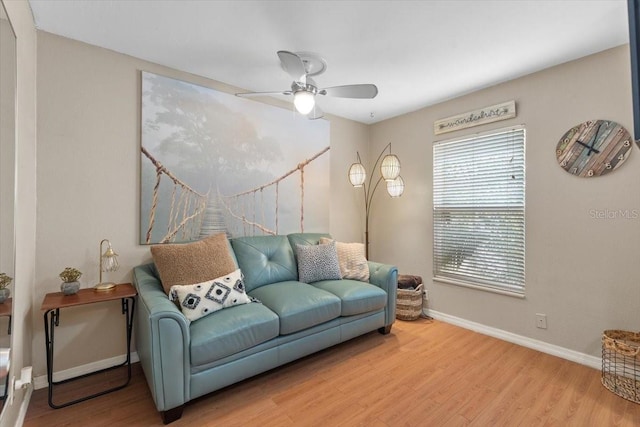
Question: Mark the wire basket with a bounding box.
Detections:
[602,330,640,404]
[396,283,423,321]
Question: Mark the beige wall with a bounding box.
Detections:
[33,31,369,377]
[0,0,36,425]
[370,45,640,357]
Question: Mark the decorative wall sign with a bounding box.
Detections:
[555,119,632,178]
[141,72,330,244]
[434,100,516,135]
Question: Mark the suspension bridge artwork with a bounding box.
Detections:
[141,72,330,244]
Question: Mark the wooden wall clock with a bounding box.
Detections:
[556,120,633,177]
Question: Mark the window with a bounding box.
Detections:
[433,126,525,296]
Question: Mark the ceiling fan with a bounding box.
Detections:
[236,51,378,119]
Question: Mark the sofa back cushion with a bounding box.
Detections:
[230,235,297,292]
[287,233,332,249]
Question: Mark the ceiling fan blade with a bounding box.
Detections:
[320,84,378,99]
[277,51,307,82]
[235,90,292,97]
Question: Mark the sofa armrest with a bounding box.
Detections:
[133,264,191,412]
[367,261,398,327]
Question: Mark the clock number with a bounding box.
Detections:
[556,149,562,156]
[605,162,612,169]
[561,160,568,167]
[624,140,630,147]
[587,169,594,177]
[618,154,625,161]
[571,167,578,174]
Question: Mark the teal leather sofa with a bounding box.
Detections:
[133,233,398,424]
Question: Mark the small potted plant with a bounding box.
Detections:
[59,267,82,295]
[0,273,11,303]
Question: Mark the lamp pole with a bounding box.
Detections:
[349,142,404,259]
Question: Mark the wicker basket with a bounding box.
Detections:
[602,330,640,404]
[396,283,423,321]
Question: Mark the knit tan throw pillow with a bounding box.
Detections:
[319,237,369,281]
[150,233,236,295]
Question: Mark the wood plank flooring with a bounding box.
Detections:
[24,319,640,426]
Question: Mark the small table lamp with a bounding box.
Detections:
[95,239,119,291]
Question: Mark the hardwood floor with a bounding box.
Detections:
[24,319,640,426]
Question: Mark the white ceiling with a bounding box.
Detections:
[28,0,630,124]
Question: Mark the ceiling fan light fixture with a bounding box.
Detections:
[293,90,315,115]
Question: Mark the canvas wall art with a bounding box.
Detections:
[140,71,330,244]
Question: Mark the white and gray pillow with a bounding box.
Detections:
[169,269,253,322]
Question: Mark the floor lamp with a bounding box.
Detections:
[348,142,405,258]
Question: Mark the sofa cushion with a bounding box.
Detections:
[319,237,370,281]
[230,236,297,292]
[190,302,279,367]
[295,242,342,284]
[169,269,253,322]
[249,282,341,335]
[150,233,236,294]
[312,279,387,316]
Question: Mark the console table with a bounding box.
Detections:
[41,283,136,409]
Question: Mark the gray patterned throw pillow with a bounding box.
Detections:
[295,242,342,283]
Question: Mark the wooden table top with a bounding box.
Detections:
[41,283,136,311]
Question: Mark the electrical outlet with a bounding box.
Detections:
[535,313,547,329]
[423,289,429,300]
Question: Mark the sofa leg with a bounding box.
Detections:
[378,325,392,335]
[161,406,184,424]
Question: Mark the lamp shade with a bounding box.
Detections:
[293,91,315,115]
[380,154,401,181]
[102,244,119,272]
[386,175,405,197]
[348,162,366,187]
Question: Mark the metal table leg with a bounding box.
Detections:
[44,296,136,409]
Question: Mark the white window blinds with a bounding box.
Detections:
[433,126,525,295]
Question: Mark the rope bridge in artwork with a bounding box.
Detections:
[142,146,209,244]
[142,145,329,242]
[219,146,330,237]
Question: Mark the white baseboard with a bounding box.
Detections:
[425,309,601,370]
[33,352,139,390]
